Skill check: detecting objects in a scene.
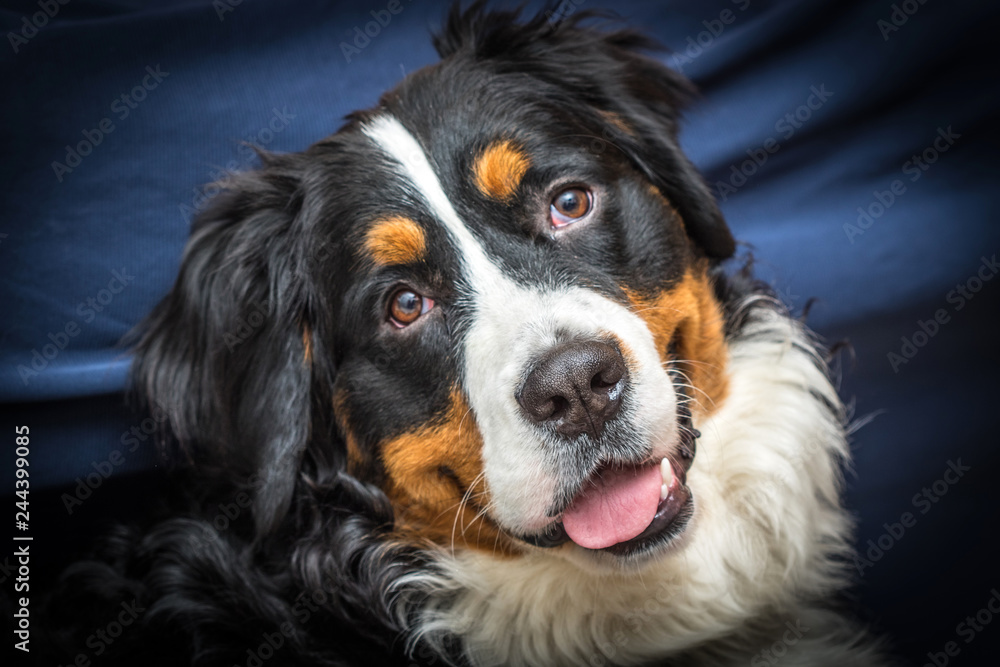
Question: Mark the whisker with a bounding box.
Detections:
[450,470,488,553]
[664,360,719,411]
[629,305,685,318]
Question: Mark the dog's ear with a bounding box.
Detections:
[132,157,322,535]
[435,2,735,260]
[595,43,736,261]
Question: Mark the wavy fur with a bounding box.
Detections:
[33,4,886,666]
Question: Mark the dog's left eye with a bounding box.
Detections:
[388,288,435,327]
[550,187,592,228]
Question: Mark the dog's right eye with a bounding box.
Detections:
[550,187,593,228]
[388,288,434,328]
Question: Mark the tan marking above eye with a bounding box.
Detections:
[472,139,531,201]
[598,109,635,136]
[624,266,730,416]
[363,216,426,266]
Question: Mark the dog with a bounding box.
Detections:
[39,3,888,666]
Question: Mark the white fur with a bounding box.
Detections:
[363,115,681,533]
[399,301,883,666]
[364,115,881,665]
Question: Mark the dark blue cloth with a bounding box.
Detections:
[2,0,998,662]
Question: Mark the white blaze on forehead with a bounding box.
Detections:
[362,115,679,533]
[362,115,503,287]
[362,114,560,521]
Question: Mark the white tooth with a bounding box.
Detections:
[660,457,673,485]
[660,483,669,500]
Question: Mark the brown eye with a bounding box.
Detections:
[389,289,434,327]
[550,187,592,227]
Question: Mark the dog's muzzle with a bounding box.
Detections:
[515,343,698,557]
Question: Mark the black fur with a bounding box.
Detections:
[432,0,735,260]
[35,4,748,665]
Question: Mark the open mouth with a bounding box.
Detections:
[521,382,698,558]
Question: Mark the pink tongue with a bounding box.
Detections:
[562,463,664,549]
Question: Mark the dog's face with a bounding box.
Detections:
[138,10,734,568]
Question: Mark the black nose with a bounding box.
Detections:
[517,340,627,439]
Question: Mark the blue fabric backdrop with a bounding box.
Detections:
[2,0,998,662]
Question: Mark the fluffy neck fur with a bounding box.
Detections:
[401,297,882,666]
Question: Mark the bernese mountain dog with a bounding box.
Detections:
[39,3,888,666]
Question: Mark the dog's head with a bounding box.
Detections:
[136,5,734,568]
